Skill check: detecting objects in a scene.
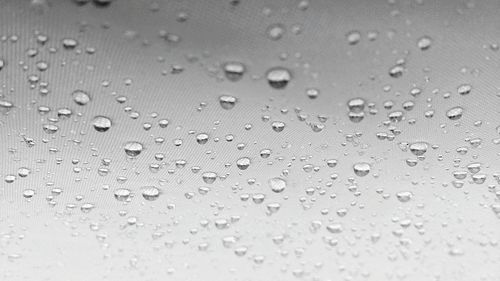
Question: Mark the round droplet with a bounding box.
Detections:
[23,189,36,199]
[92,116,112,132]
[202,172,218,184]
[346,30,361,45]
[271,121,286,132]
[114,188,131,201]
[236,157,251,170]
[457,84,472,95]
[266,23,286,40]
[62,38,78,49]
[42,124,59,134]
[446,106,463,120]
[389,64,404,78]
[196,133,209,144]
[306,88,320,99]
[396,191,413,203]
[266,67,292,89]
[219,95,238,110]
[124,141,144,157]
[348,111,365,123]
[57,108,72,118]
[4,174,16,183]
[223,61,246,81]
[409,142,428,156]
[416,36,432,50]
[269,177,286,193]
[353,162,371,177]
[347,98,365,113]
[18,167,31,177]
[142,186,160,201]
[0,100,13,109]
[72,90,91,105]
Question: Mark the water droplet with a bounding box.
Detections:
[72,90,91,105]
[114,188,131,201]
[223,61,246,81]
[92,116,112,132]
[409,142,428,156]
[219,95,238,110]
[446,106,463,120]
[416,36,432,50]
[196,133,209,144]
[396,191,413,203]
[62,38,78,49]
[346,30,361,45]
[353,162,371,177]
[305,88,320,99]
[266,23,286,40]
[23,189,36,199]
[141,186,160,201]
[124,141,144,157]
[0,100,14,109]
[93,0,113,7]
[266,67,291,89]
[42,124,59,134]
[17,167,31,177]
[271,121,286,132]
[347,98,365,113]
[457,84,472,95]
[202,172,217,184]
[269,177,287,193]
[236,157,251,170]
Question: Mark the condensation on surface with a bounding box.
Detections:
[1,0,500,281]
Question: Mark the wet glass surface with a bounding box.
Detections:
[1,0,500,280]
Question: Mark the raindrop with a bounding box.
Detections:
[353,162,371,177]
[346,30,361,45]
[271,121,286,132]
[396,191,413,203]
[457,84,472,95]
[142,186,160,201]
[266,67,291,89]
[124,141,144,157]
[72,90,91,105]
[269,177,287,193]
[196,133,209,144]
[236,157,251,170]
[409,142,428,156]
[23,189,36,199]
[114,188,131,201]
[416,36,432,50]
[92,116,112,132]
[62,38,78,49]
[266,23,286,40]
[446,106,463,120]
[347,98,365,113]
[219,95,238,110]
[305,88,320,99]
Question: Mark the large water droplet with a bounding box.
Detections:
[446,106,463,120]
[124,141,144,157]
[141,186,160,201]
[353,162,371,177]
[269,177,287,193]
[92,116,112,132]
[266,67,291,89]
[72,90,91,105]
[219,95,238,110]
